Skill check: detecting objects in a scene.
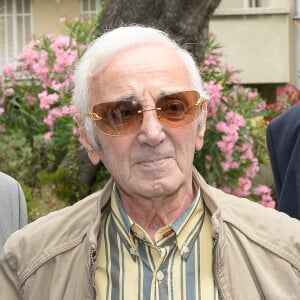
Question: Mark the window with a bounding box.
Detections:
[247,0,269,7]
[0,0,32,69]
[81,0,102,19]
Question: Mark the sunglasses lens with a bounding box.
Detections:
[90,91,202,136]
[158,91,200,128]
[93,101,141,135]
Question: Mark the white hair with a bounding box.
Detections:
[73,25,207,147]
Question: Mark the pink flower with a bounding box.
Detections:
[69,104,77,115]
[233,177,252,197]
[72,127,78,135]
[221,186,232,193]
[226,111,246,127]
[4,88,14,96]
[44,131,53,143]
[43,115,55,129]
[2,63,16,76]
[203,81,222,117]
[254,185,271,195]
[248,92,258,99]
[39,91,59,109]
[221,161,232,172]
[25,95,36,105]
[217,139,234,153]
[50,107,63,118]
[224,64,236,73]
[0,107,5,116]
[61,106,70,115]
[259,198,276,209]
[233,75,242,83]
[215,121,227,132]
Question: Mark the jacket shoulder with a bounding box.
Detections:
[208,186,300,269]
[2,190,103,275]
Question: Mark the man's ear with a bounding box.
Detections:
[195,101,208,151]
[74,113,101,165]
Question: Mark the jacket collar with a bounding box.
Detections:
[86,167,223,251]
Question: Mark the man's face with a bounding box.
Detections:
[83,44,206,200]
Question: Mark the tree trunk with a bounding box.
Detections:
[99,0,221,63]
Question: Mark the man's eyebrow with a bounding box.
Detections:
[159,90,182,97]
[111,94,136,102]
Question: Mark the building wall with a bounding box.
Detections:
[210,8,293,84]
[208,0,300,101]
[32,0,81,37]
[218,0,293,9]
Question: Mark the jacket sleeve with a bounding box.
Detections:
[0,247,22,299]
[0,173,28,249]
[266,123,282,199]
[17,183,28,229]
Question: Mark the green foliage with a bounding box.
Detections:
[25,184,67,222]
[38,167,78,202]
[60,3,104,46]
[0,130,46,186]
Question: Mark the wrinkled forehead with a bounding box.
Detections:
[88,43,193,103]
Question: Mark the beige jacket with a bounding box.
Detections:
[0,168,300,300]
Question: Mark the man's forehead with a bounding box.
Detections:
[103,43,182,70]
[88,43,192,104]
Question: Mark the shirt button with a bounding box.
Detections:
[156,270,164,281]
[181,246,190,255]
[130,247,137,255]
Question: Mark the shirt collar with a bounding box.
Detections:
[110,183,205,260]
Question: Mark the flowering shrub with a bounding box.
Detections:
[194,34,275,208]
[0,34,82,179]
[0,17,99,205]
[0,23,276,209]
[264,83,300,122]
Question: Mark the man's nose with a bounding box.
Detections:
[137,109,166,147]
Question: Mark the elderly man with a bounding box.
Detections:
[267,102,300,219]
[0,172,27,251]
[1,25,300,300]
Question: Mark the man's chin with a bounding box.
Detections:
[135,177,180,198]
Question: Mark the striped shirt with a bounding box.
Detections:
[95,184,217,300]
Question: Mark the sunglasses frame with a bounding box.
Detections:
[86,91,207,136]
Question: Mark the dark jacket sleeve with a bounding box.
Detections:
[266,103,300,219]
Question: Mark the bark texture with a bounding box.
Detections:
[99,0,221,63]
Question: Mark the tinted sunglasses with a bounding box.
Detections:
[86,90,206,136]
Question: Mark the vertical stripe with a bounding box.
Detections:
[108,216,119,300]
[186,246,196,300]
[103,214,111,300]
[139,243,152,300]
[180,256,187,300]
[137,255,142,300]
[195,239,201,300]
[168,247,177,300]
[119,237,124,300]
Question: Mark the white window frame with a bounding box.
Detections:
[244,0,270,7]
[80,0,102,18]
[0,0,32,69]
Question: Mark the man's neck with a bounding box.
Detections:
[118,185,195,242]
